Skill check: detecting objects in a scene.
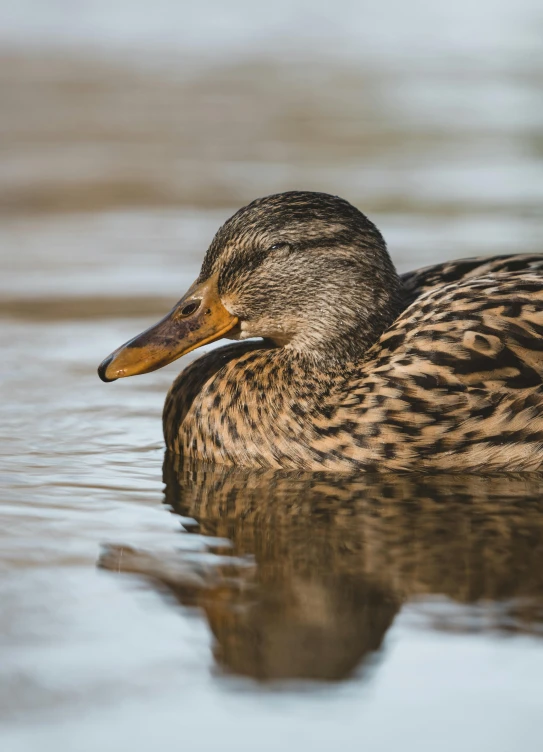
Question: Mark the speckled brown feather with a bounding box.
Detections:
[160,193,543,472]
[165,255,543,472]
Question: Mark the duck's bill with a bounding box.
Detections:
[97,274,238,382]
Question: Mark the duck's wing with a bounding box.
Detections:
[349,268,543,471]
[401,254,543,307]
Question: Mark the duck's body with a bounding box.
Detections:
[164,256,543,471]
[99,193,543,472]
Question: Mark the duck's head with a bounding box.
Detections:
[98,191,402,381]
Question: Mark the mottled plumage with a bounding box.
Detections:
[100,191,543,471]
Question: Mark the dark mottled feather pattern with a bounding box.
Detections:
[161,193,543,472]
[165,261,543,471]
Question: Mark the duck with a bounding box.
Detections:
[98,191,543,472]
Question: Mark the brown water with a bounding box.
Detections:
[1,1,543,749]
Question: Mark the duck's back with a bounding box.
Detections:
[340,255,543,471]
[401,253,543,306]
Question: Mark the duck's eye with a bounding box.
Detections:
[179,300,200,317]
[268,242,290,252]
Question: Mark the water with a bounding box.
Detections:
[1,1,543,750]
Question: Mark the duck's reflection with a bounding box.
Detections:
[100,454,543,682]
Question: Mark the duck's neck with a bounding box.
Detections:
[283,269,404,367]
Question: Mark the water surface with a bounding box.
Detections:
[1,1,543,749]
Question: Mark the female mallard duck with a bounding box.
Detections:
[98,191,543,472]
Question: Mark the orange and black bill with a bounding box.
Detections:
[97,274,238,382]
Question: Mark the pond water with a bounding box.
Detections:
[1,1,543,750]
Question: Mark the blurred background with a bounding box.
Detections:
[2,0,543,312]
[1,2,543,751]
